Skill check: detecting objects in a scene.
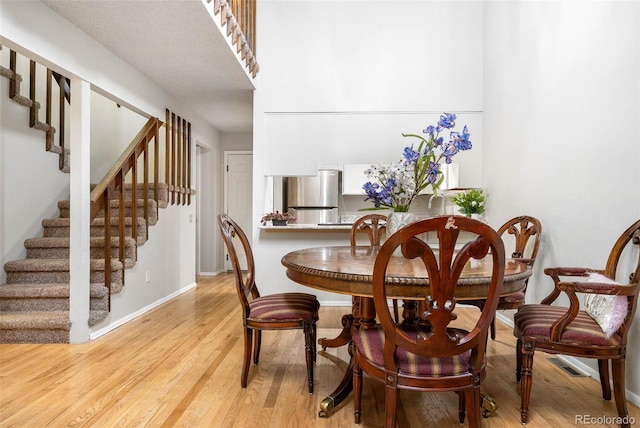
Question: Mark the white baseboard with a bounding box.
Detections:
[197,271,224,276]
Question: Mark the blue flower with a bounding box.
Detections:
[436,112,457,132]
[423,125,436,136]
[363,113,472,212]
[402,147,420,165]
[451,125,472,151]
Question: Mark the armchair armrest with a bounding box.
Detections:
[541,267,604,305]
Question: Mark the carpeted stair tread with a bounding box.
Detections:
[0,283,109,313]
[4,258,124,272]
[43,217,146,227]
[42,217,148,245]
[0,283,108,299]
[24,236,136,249]
[57,199,159,225]
[0,310,71,330]
[89,310,109,326]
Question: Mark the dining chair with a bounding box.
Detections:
[350,214,387,247]
[466,215,542,339]
[350,214,402,323]
[217,213,320,393]
[352,215,506,427]
[513,219,640,427]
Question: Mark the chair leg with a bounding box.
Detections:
[304,322,315,394]
[353,355,363,424]
[384,374,399,428]
[598,359,612,401]
[519,338,535,424]
[252,329,262,364]
[457,392,466,424]
[465,386,482,428]
[241,327,253,388]
[392,299,400,323]
[490,316,496,340]
[612,358,631,428]
[312,322,317,362]
[515,338,523,382]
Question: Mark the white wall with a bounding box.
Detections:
[90,93,148,183]
[253,1,485,301]
[484,0,640,402]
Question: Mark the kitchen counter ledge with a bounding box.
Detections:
[259,223,353,231]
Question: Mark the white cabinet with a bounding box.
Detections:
[342,164,372,195]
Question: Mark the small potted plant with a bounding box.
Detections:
[260,211,295,226]
[450,188,486,219]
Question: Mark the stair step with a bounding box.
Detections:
[0,311,71,343]
[24,236,137,266]
[4,258,124,291]
[58,199,159,225]
[0,283,108,312]
[42,217,148,245]
[118,183,170,209]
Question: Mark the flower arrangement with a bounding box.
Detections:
[260,211,295,225]
[450,188,486,216]
[362,113,472,212]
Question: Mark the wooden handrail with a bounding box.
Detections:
[89,112,194,310]
[90,117,161,309]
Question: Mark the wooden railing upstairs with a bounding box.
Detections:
[209,0,259,77]
[0,45,70,172]
[90,110,194,309]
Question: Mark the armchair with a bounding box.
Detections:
[513,219,640,427]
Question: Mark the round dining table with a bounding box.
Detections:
[281,245,532,418]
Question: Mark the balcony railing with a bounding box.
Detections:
[210,0,259,77]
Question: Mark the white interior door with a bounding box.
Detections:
[224,151,253,271]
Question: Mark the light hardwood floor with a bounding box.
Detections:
[1,274,638,427]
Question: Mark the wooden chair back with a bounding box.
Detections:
[497,215,542,269]
[350,214,387,246]
[373,215,505,361]
[217,213,259,319]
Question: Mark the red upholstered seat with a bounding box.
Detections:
[353,327,476,377]
[514,304,621,347]
[249,293,320,322]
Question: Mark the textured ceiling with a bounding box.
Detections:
[41,0,255,133]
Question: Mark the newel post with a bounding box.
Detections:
[68,78,91,343]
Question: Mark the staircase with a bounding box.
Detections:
[1,45,194,344]
[0,184,169,343]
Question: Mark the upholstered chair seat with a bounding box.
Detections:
[515,304,622,347]
[248,293,320,322]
